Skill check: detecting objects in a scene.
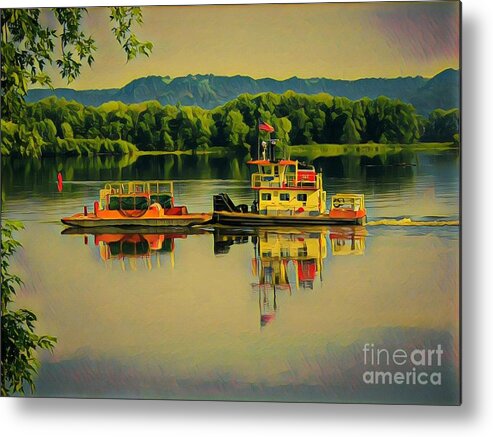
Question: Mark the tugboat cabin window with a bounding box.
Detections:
[297,194,308,202]
[261,193,272,201]
[286,165,296,173]
[280,193,290,201]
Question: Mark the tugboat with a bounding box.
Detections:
[61,180,212,228]
[213,136,366,226]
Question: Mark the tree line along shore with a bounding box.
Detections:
[1,91,459,158]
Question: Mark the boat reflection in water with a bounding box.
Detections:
[96,233,182,271]
[329,228,366,256]
[214,226,367,327]
[63,226,365,320]
[61,228,195,271]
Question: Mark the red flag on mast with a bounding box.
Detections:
[258,119,274,133]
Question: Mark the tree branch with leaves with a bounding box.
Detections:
[0,7,153,156]
[0,7,153,395]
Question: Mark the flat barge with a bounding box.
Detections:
[61,181,212,228]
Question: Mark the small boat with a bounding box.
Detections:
[61,180,212,228]
[213,142,366,226]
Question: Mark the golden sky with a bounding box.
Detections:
[42,2,460,89]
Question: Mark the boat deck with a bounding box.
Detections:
[213,211,366,226]
[61,212,213,228]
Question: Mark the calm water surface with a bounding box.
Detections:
[1,147,460,404]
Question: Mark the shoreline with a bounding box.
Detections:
[134,147,229,157]
[1,142,458,159]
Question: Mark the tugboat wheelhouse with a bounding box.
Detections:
[249,159,327,216]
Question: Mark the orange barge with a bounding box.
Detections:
[61,181,212,228]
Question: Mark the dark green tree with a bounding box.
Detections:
[341,116,361,144]
[1,221,57,396]
[422,108,460,142]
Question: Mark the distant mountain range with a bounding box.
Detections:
[27,69,459,115]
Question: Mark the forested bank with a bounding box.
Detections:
[1,91,459,157]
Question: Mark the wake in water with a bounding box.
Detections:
[366,218,460,227]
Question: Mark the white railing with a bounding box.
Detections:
[251,173,319,189]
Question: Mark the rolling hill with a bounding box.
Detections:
[26,69,459,115]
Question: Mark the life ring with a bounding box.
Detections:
[118,208,149,218]
[118,198,152,218]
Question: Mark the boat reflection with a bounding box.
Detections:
[214,226,366,327]
[253,230,326,327]
[96,233,181,270]
[61,227,203,271]
[62,226,365,311]
[329,229,366,256]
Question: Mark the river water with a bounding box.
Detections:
[1,146,460,404]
